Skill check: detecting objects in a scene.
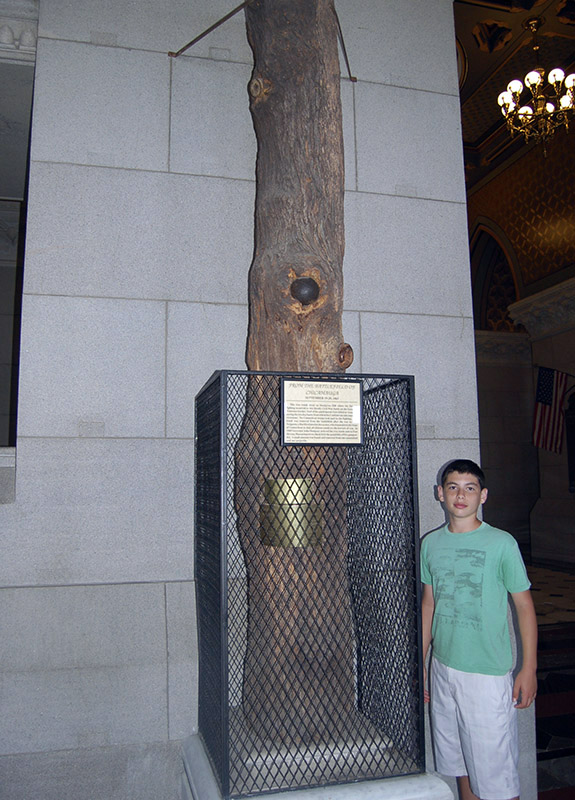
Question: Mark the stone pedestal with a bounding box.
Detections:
[181,734,454,800]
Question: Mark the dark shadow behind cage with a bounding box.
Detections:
[195,371,423,799]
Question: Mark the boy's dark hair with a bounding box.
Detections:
[441,459,486,489]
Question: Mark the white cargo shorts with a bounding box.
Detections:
[430,657,520,800]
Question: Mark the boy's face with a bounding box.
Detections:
[437,471,488,524]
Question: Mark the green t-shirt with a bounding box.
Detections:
[420,522,530,675]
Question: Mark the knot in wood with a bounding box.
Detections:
[290,276,320,306]
[249,77,272,100]
[338,343,354,369]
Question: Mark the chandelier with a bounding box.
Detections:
[497,17,575,150]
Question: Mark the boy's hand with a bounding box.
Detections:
[512,667,537,708]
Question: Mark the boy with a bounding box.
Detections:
[420,459,538,800]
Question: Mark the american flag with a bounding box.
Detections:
[533,367,568,454]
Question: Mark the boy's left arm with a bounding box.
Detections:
[511,589,538,709]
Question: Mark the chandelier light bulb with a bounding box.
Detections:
[507,79,523,94]
[545,101,555,113]
[518,106,533,119]
[525,69,543,88]
[565,74,575,89]
[560,94,573,109]
[498,91,512,107]
[548,68,565,85]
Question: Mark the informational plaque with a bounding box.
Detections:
[281,379,363,446]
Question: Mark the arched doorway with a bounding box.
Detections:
[471,225,522,333]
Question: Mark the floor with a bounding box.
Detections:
[526,565,575,800]
[529,566,575,627]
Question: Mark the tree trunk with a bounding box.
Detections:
[234,0,355,747]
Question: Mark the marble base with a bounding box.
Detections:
[181,734,453,800]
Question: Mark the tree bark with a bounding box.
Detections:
[245,0,353,374]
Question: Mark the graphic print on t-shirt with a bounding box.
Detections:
[435,548,485,629]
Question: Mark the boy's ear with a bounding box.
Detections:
[436,484,444,502]
[480,487,488,504]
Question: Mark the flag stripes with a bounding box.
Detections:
[533,367,568,454]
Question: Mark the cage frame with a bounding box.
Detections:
[195,370,425,799]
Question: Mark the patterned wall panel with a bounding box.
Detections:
[467,135,575,289]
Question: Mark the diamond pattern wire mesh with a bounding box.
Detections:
[195,371,423,799]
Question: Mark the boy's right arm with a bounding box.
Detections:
[421,582,435,703]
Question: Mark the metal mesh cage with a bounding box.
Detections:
[195,371,423,798]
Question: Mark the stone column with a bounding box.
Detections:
[509,278,575,565]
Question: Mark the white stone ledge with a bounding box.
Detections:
[474,331,531,364]
[0,0,38,63]
[508,277,575,341]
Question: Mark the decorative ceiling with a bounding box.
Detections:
[455,0,575,185]
[454,0,575,298]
